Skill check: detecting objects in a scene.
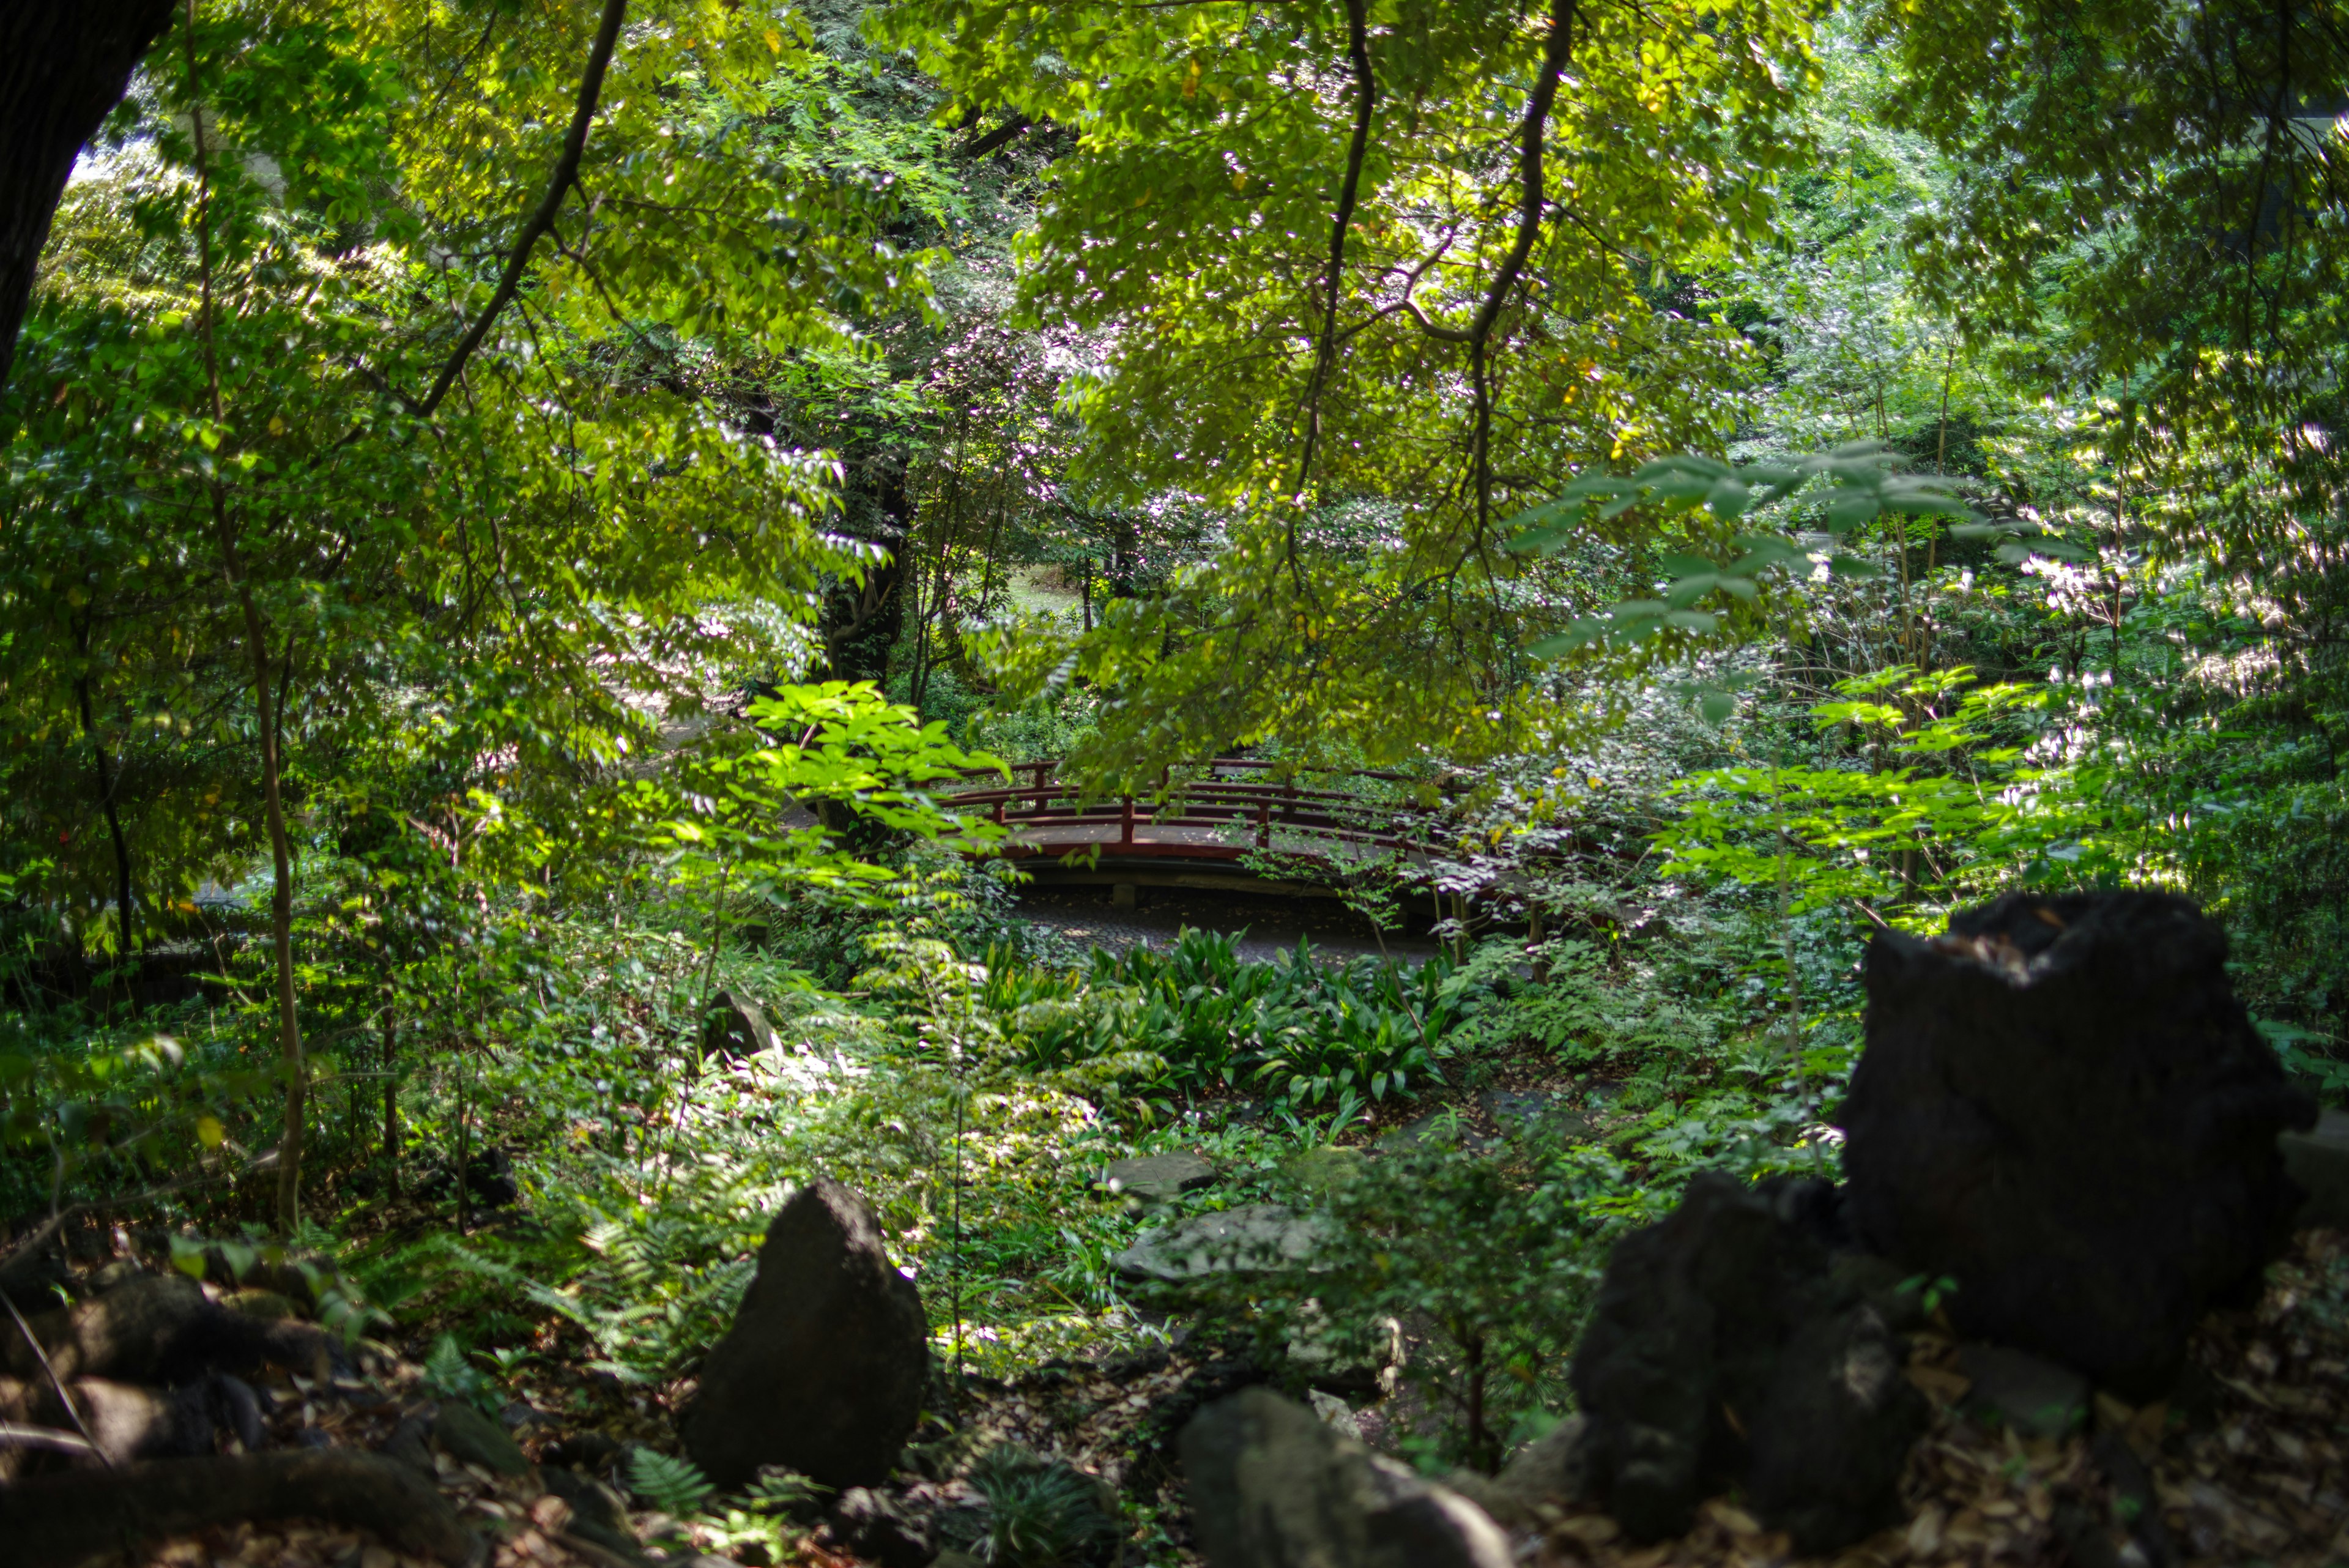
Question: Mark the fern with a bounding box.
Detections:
[421,1334,486,1406]
[628,1447,717,1517]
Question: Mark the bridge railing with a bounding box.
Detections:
[945,758,1447,855]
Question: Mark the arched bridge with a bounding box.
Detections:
[946,758,1453,897]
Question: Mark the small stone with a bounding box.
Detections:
[1111,1205,1335,1283]
[1103,1153,1217,1203]
[2280,1107,2349,1229]
[433,1399,529,1476]
[1379,1110,1491,1155]
[1477,1091,1598,1144]
[1958,1343,2090,1439]
[1307,1389,1362,1440]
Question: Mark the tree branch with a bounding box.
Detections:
[417,0,629,415]
[1468,0,1576,535]
[1293,0,1378,507]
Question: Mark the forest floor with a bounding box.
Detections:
[72,1227,2349,1568]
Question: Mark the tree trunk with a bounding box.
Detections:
[0,0,176,403]
[73,671,138,965]
[182,18,305,1236]
[382,994,400,1200]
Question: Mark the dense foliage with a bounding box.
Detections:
[5,0,2349,1554]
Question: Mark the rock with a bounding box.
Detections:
[4,1272,330,1384]
[1957,1343,2089,1439]
[1477,1091,1598,1144]
[539,1463,636,1545]
[380,1411,436,1477]
[221,1288,300,1321]
[1111,1205,1334,1283]
[546,1432,626,1476]
[702,990,779,1061]
[1480,1415,1592,1528]
[1102,1153,1216,1203]
[1376,1111,1490,1156]
[1308,1389,1362,1440]
[1842,891,2317,1397]
[1283,1145,1364,1197]
[1181,1386,1511,1568]
[434,1398,529,1475]
[1570,1173,1928,1555]
[824,1487,932,1568]
[1825,1250,1931,1334]
[2281,1108,2349,1229]
[680,1178,929,1491]
[198,1245,326,1312]
[501,1400,556,1432]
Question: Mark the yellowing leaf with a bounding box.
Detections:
[198,1115,225,1148]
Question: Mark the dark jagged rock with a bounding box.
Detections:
[1569,1173,1928,1555]
[1842,890,2317,1397]
[680,1178,928,1492]
[1181,1386,1510,1568]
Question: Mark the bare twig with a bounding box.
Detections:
[0,1424,100,1456]
[1,1288,108,1467]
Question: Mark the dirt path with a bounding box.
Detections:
[1006,886,1446,966]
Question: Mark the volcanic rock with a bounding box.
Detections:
[1841,891,2316,1397]
[680,1178,927,1491]
[1570,1173,1928,1554]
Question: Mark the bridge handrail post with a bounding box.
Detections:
[1121,796,1135,845]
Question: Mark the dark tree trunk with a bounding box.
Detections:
[823,461,908,688]
[0,0,176,402]
[75,674,139,964]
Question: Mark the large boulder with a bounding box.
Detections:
[1181,1386,1510,1568]
[1842,891,2317,1397]
[1569,1173,1926,1555]
[680,1179,928,1491]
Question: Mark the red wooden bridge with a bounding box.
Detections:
[945,758,1455,894]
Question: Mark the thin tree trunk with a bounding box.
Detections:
[73,669,137,965]
[382,994,400,1200]
[184,12,305,1235]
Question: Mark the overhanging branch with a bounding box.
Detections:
[417,0,629,415]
